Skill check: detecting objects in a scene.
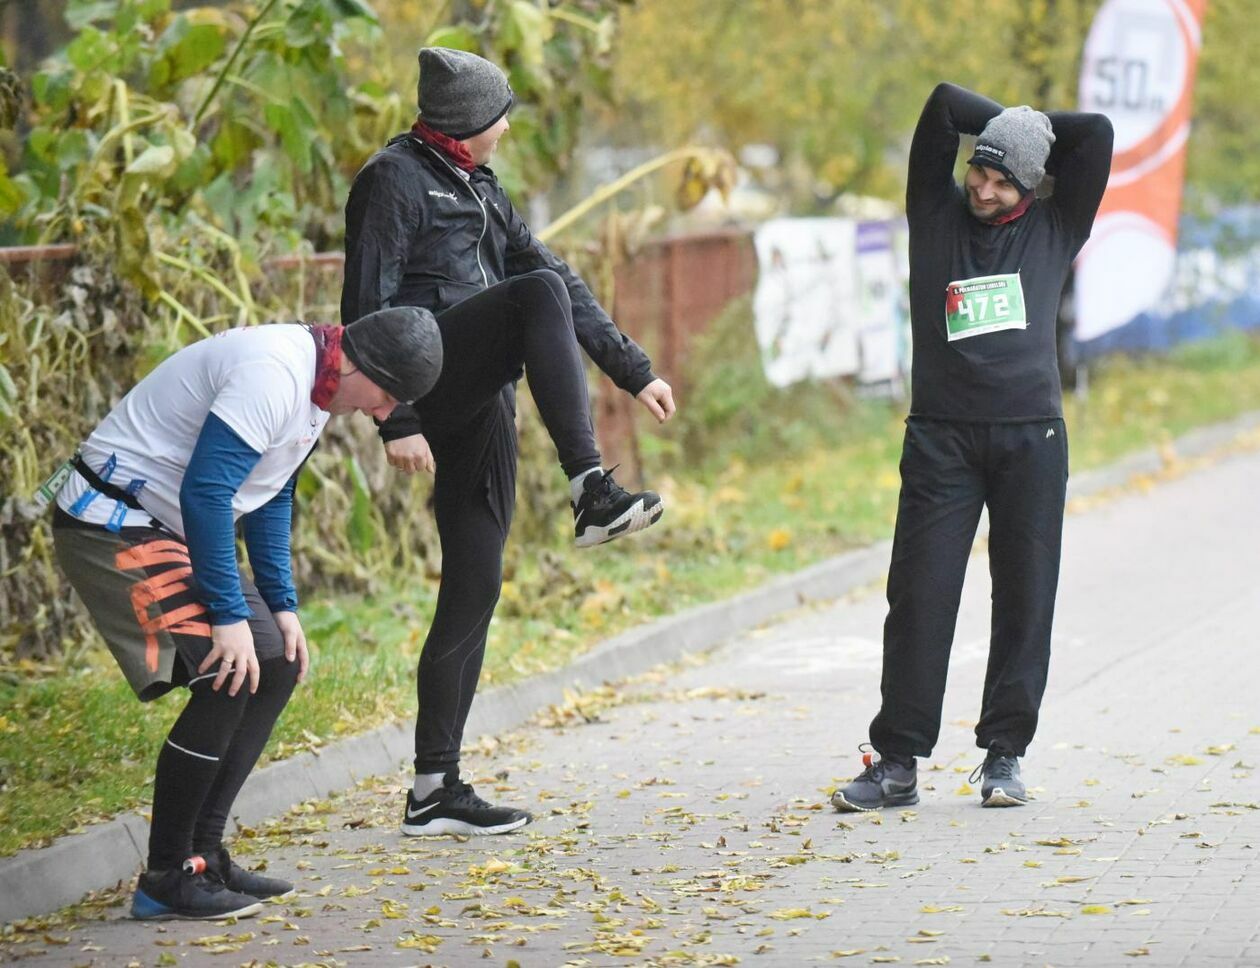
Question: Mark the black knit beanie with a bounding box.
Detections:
[342,306,443,404]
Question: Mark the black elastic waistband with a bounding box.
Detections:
[72,454,145,510]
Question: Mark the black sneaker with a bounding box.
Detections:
[401,780,532,836]
[573,466,664,548]
[831,750,919,812]
[130,863,263,920]
[203,846,294,899]
[971,746,1028,807]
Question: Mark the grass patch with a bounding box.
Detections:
[4,325,1260,855]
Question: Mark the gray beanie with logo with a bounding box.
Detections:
[968,106,1056,195]
[342,305,443,404]
[417,47,513,140]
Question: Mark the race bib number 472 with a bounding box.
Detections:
[944,272,1027,341]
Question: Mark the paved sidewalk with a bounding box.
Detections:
[4,443,1260,967]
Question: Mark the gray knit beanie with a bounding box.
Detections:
[968,106,1055,195]
[417,47,513,139]
[342,306,443,404]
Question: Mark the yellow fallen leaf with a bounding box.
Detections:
[954,783,974,796]
[830,950,867,959]
[397,932,443,952]
[767,528,793,551]
[1001,907,1070,918]
[1023,860,1043,868]
[769,908,816,920]
[920,904,964,913]
[1080,905,1112,915]
[1125,947,1150,957]
[1115,898,1154,906]
[1205,744,1235,756]
[380,899,408,919]
[1166,754,1203,766]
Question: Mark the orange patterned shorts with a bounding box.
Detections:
[53,515,282,702]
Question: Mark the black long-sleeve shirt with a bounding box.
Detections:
[906,83,1114,421]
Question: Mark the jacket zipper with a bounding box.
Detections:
[422,142,490,289]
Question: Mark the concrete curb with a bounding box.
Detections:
[4,409,1258,925]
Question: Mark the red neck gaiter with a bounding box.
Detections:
[991,191,1035,225]
[411,119,477,172]
[308,324,343,410]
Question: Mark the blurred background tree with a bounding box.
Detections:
[601,0,1254,213]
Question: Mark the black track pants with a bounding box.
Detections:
[416,269,601,479]
[868,417,1068,759]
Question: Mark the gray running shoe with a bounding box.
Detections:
[831,751,919,812]
[203,846,294,899]
[971,747,1028,807]
[130,864,262,920]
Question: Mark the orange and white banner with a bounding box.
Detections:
[1074,0,1207,342]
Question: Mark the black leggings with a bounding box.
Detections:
[869,418,1068,760]
[148,654,299,870]
[416,268,601,479]
[411,455,509,774]
[409,269,602,772]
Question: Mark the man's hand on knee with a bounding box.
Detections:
[201,621,259,696]
[273,610,309,683]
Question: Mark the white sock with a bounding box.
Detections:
[412,771,446,801]
[569,467,602,504]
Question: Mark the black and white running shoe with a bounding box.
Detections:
[971,746,1028,807]
[130,863,263,921]
[400,780,532,837]
[573,466,663,548]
